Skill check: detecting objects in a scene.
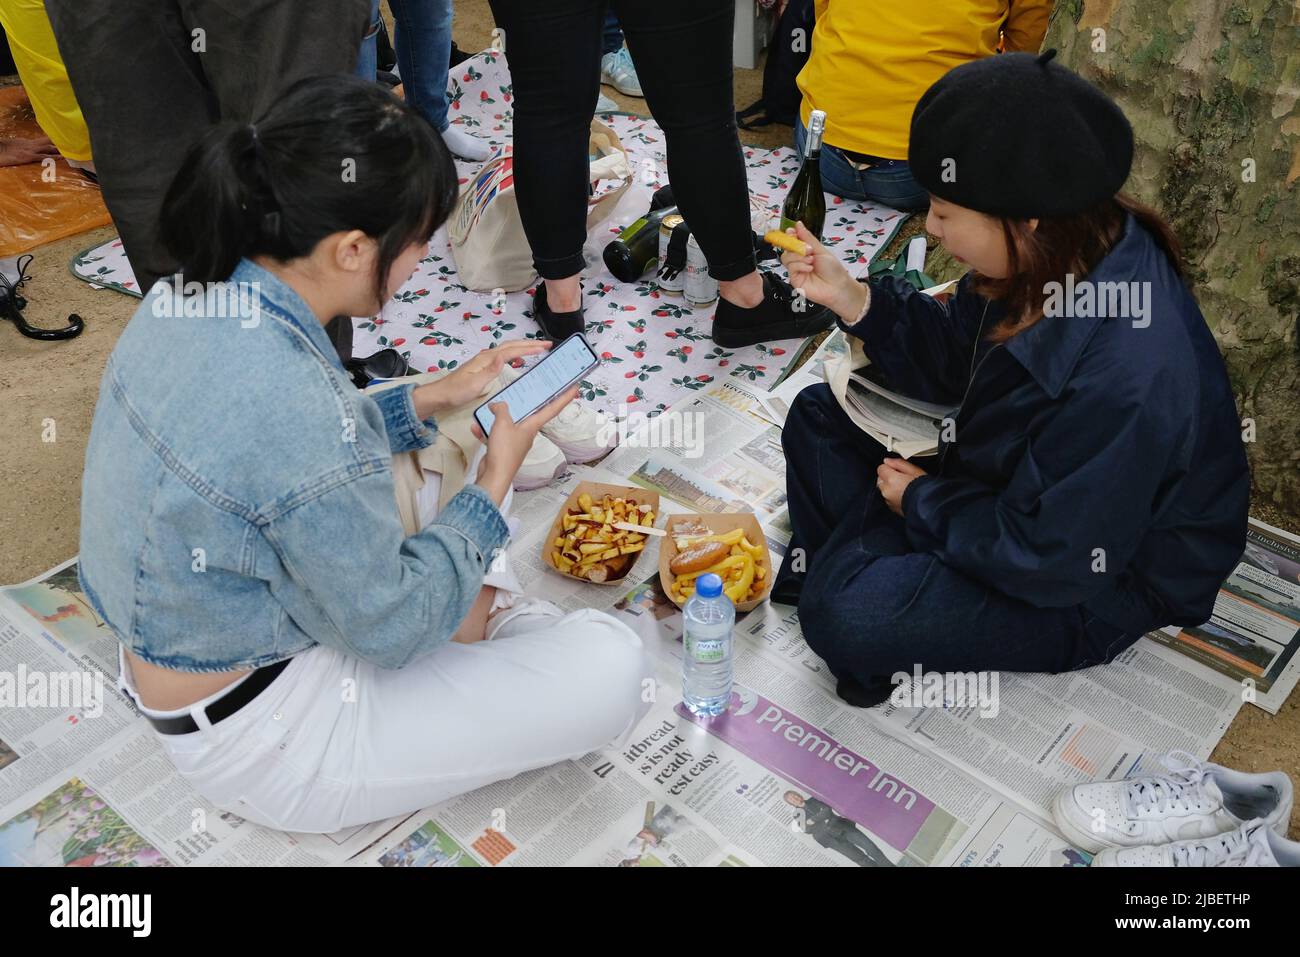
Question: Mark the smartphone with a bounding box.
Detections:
[474,334,600,436]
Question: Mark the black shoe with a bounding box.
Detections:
[769,573,804,606]
[532,282,585,341]
[835,674,895,709]
[344,348,410,390]
[711,271,834,348]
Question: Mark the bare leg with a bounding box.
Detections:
[719,271,764,308]
[544,275,583,313]
[451,585,498,644]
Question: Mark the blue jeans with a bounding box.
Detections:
[355,0,383,82]
[357,0,455,132]
[603,9,623,55]
[794,115,930,213]
[774,385,1137,687]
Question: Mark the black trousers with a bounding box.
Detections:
[44,0,368,362]
[486,0,757,282]
[776,384,1138,686]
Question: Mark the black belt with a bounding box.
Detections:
[145,657,293,736]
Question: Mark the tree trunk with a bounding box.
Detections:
[1046,0,1299,519]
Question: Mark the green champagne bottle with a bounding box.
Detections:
[780,109,827,240]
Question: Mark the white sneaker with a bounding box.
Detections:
[1051,750,1293,853]
[1092,819,1300,867]
[500,362,617,464]
[511,432,568,491]
[596,92,619,113]
[600,47,643,97]
[441,125,490,162]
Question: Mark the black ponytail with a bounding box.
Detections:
[159,73,457,306]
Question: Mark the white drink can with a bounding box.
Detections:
[683,234,717,306]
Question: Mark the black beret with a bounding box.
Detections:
[908,49,1134,218]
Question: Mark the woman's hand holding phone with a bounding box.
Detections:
[779,221,870,325]
[414,340,552,418]
[471,386,581,507]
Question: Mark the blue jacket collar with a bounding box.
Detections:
[1004,212,1148,400]
[229,258,347,375]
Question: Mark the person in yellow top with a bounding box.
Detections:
[795,0,1050,211]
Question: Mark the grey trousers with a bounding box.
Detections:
[43,0,369,358]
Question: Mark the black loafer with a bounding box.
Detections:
[836,674,896,709]
[532,282,585,341]
[711,271,834,347]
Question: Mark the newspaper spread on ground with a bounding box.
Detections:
[0,563,411,866]
[0,354,1282,867]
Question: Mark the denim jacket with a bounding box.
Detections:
[78,259,510,672]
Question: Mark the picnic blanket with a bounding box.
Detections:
[69,49,906,418]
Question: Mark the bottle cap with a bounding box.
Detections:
[696,573,723,598]
[808,109,826,134]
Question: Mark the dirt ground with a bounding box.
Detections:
[1,0,1295,836]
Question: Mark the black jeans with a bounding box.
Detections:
[44,0,370,298]
[487,0,756,282]
[775,385,1138,687]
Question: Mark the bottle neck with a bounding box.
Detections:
[804,124,824,158]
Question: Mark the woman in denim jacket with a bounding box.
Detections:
[78,75,652,833]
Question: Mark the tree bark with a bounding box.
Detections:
[1046,0,1299,519]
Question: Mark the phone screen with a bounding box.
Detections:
[474,334,599,436]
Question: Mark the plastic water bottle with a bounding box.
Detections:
[682,573,735,716]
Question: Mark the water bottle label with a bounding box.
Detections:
[687,636,726,664]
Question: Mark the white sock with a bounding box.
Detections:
[441,126,490,162]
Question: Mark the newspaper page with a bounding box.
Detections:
[1145,518,1300,714]
[353,641,1081,868]
[0,563,412,867]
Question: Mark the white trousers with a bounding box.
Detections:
[117,442,653,834]
[119,602,653,833]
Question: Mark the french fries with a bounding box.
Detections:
[763,229,809,257]
[667,524,768,605]
[550,492,656,583]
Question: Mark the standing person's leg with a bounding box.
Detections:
[44,0,371,296]
[184,0,370,123]
[598,8,641,97]
[390,0,488,161]
[486,0,603,336]
[355,0,382,80]
[43,0,211,294]
[613,0,755,290]
[188,0,371,363]
[600,7,623,56]
[615,0,832,346]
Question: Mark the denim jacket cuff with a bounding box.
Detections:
[431,483,511,568]
[371,382,439,454]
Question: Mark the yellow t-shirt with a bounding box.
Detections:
[796,0,1051,161]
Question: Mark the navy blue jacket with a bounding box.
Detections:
[844,214,1250,634]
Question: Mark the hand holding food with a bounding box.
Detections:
[550,492,656,583]
[779,221,867,323]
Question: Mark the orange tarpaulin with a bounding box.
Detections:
[0,86,110,257]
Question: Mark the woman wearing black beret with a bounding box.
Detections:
[771,51,1251,707]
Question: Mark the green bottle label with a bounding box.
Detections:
[619,216,649,242]
[686,635,725,664]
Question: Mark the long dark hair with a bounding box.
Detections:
[160,74,457,306]
[973,193,1185,343]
